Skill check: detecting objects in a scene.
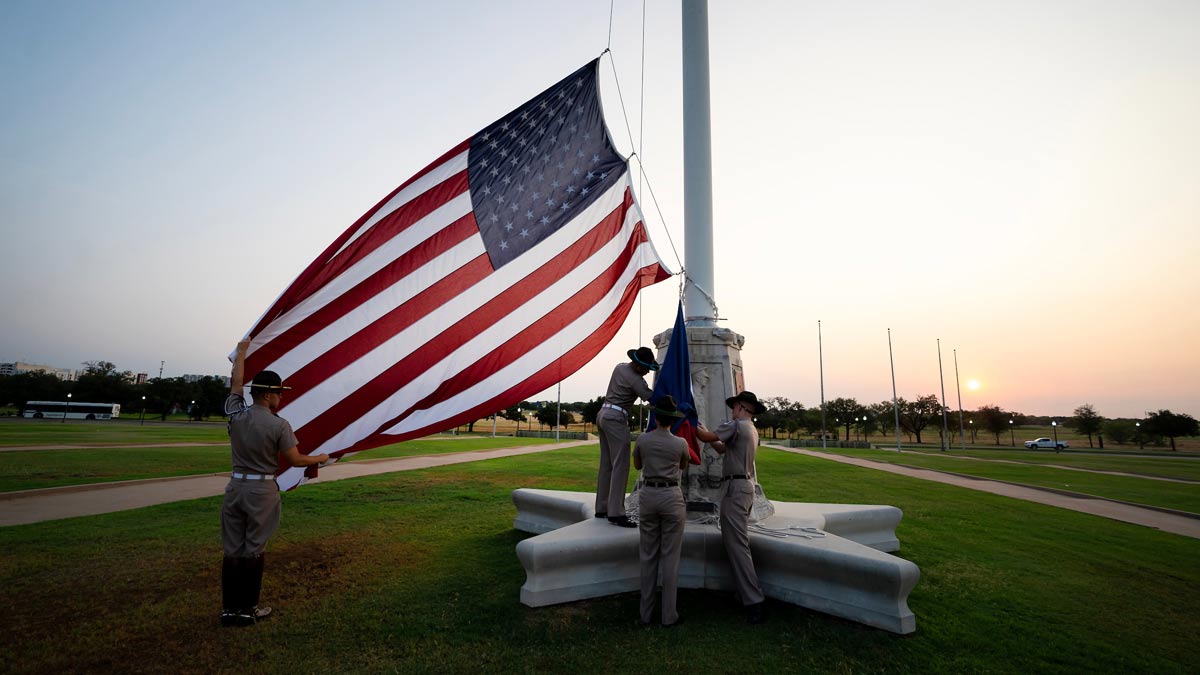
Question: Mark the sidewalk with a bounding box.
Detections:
[768,444,1200,539]
[0,440,592,527]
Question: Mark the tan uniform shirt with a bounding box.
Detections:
[633,427,689,481]
[716,418,757,478]
[225,393,298,475]
[603,362,653,410]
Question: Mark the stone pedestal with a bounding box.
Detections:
[652,324,769,517]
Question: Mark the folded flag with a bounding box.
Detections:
[646,300,702,464]
[237,59,671,490]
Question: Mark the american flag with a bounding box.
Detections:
[239,59,671,490]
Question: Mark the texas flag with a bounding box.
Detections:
[646,301,701,464]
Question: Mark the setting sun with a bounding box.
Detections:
[967,380,980,391]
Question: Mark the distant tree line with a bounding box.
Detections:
[471,395,1198,451]
[0,360,229,421]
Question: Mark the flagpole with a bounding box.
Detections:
[682,0,716,326]
[819,320,827,451]
[889,328,902,453]
[954,349,966,451]
[937,338,949,452]
[555,381,561,443]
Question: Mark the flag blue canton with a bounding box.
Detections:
[468,59,627,269]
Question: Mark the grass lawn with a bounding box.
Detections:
[0,419,231,446]
[792,446,1200,514]
[0,422,557,492]
[2,446,1197,674]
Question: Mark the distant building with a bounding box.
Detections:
[182,373,232,387]
[135,373,148,385]
[0,362,79,381]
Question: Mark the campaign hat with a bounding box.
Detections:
[725,390,765,415]
[627,346,660,371]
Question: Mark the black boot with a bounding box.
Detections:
[746,601,765,624]
[220,556,241,627]
[242,554,272,623]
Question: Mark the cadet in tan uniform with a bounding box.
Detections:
[632,395,691,626]
[220,340,329,627]
[595,346,657,527]
[696,390,767,624]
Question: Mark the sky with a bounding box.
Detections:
[1,0,1197,419]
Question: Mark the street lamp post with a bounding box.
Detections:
[968,419,975,444]
[1051,420,1059,453]
[1136,422,1143,450]
[190,400,196,423]
[1009,419,1014,447]
[140,395,147,426]
[63,393,72,423]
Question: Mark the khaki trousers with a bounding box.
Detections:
[638,486,686,624]
[596,410,631,516]
[719,479,765,606]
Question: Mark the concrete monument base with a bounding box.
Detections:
[513,488,920,634]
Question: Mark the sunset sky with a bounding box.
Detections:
[2,1,1196,419]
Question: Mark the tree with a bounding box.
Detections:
[0,370,66,409]
[75,361,135,407]
[978,405,1011,445]
[1073,404,1104,448]
[900,395,942,445]
[824,397,864,442]
[535,405,570,429]
[579,396,604,429]
[1144,410,1200,451]
[1103,419,1136,445]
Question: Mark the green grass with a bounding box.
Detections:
[0,426,557,492]
[0,419,231,446]
[1,446,1196,673]
[788,446,1200,514]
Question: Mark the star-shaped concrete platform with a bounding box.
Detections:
[512,488,920,634]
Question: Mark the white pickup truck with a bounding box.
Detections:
[1024,437,1068,450]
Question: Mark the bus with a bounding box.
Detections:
[21,401,122,420]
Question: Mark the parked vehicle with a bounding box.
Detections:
[1024,437,1067,450]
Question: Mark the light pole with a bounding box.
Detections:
[1051,420,1058,452]
[139,395,147,426]
[968,419,975,444]
[190,400,196,423]
[63,392,72,423]
[1136,421,1143,450]
[1009,419,1014,447]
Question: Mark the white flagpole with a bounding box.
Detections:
[819,320,827,451]
[682,0,716,326]
[937,338,950,451]
[555,381,561,443]
[954,349,966,451]
[889,328,901,453]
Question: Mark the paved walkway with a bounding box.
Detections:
[767,445,1200,539]
[0,440,591,526]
